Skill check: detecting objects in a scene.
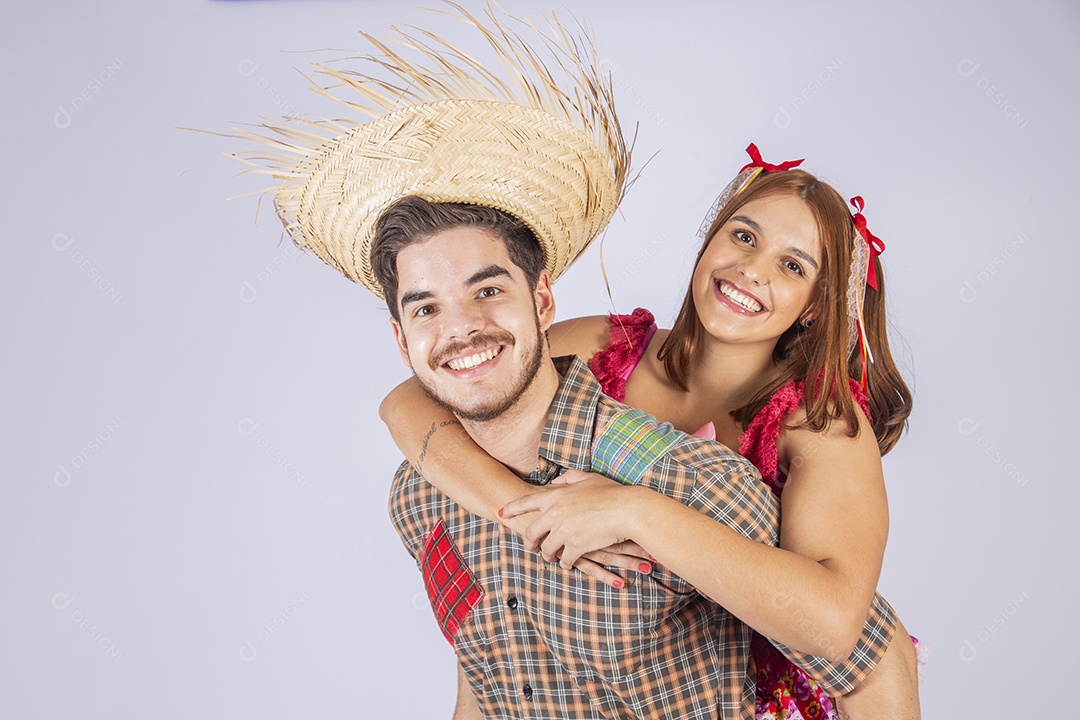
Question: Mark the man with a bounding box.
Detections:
[372,196,887,719]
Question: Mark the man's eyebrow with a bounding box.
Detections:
[467,265,512,286]
[400,289,434,308]
[399,265,511,309]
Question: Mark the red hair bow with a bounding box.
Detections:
[850,196,885,290]
[740,143,804,173]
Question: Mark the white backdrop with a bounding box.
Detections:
[3,0,1077,717]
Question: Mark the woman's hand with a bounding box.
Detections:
[572,543,653,588]
[501,470,651,572]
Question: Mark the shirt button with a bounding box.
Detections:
[523,683,533,700]
[507,596,519,610]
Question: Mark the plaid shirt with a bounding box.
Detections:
[390,357,893,718]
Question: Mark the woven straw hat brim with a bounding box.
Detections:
[273,99,618,296]
[200,2,634,298]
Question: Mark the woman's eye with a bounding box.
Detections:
[784,260,804,275]
[733,230,754,245]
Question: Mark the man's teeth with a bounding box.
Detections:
[719,282,763,312]
[447,347,500,370]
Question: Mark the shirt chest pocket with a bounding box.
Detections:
[419,519,485,645]
[525,564,649,682]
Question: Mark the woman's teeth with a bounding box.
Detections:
[719,282,763,312]
[447,347,500,370]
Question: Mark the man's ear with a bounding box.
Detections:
[534,270,556,332]
[390,317,413,369]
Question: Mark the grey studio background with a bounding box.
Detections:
[3,0,1075,717]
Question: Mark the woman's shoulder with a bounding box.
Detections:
[776,379,871,430]
[549,308,656,360]
[740,378,873,487]
[548,315,614,360]
[749,378,871,431]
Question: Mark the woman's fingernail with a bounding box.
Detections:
[497,508,504,518]
[613,579,624,589]
[639,562,652,573]
[648,555,656,562]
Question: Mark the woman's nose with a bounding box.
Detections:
[738,253,770,285]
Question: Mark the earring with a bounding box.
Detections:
[802,317,814,328]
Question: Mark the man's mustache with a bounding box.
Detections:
[428,331,516,371]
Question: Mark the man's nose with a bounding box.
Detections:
[442,301,485,338]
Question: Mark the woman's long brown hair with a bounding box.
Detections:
[657,170,912,454]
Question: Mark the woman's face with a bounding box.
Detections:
[691,192,823,349]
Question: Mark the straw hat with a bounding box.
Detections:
[222,2,632,296]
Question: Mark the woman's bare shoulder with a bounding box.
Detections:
[777,402,879,476]
[548,315,613,360]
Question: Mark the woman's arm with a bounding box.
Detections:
[769,407,888,655]
[503,409,888,661]
[380,378,556,529]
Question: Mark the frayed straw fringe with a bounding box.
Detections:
[186,1,634,294]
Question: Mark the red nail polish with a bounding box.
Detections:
[613,579,624,589]
[497,508,504,518]
[639,562,651,573]
[648,555,656,562]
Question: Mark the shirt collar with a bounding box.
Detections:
[537,355,603,474]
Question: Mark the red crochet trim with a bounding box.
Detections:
[739,378,871,495]
[587,308,656,401]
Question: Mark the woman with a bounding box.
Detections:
[381,146,920,718]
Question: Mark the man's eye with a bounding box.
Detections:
[478,287,500,298]
[415,305,435,317]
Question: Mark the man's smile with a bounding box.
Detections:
[445,345,504,371]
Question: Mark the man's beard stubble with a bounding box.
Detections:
[414,318,545,423]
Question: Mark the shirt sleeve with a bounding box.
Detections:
[592,408,780,546]
[768,591,898,696]
[687,446,780,548]
[388,459,426,563]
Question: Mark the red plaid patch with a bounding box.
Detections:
[420,518,484,645]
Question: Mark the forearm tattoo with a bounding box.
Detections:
[415,419,461,474]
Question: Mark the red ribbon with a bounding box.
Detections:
[849,196,885,290]
[740,143,805,173]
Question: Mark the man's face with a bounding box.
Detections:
[390,226,555,422]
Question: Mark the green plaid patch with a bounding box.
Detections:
[592,409,683,485]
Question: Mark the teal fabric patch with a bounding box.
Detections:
[592,409,682,486]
